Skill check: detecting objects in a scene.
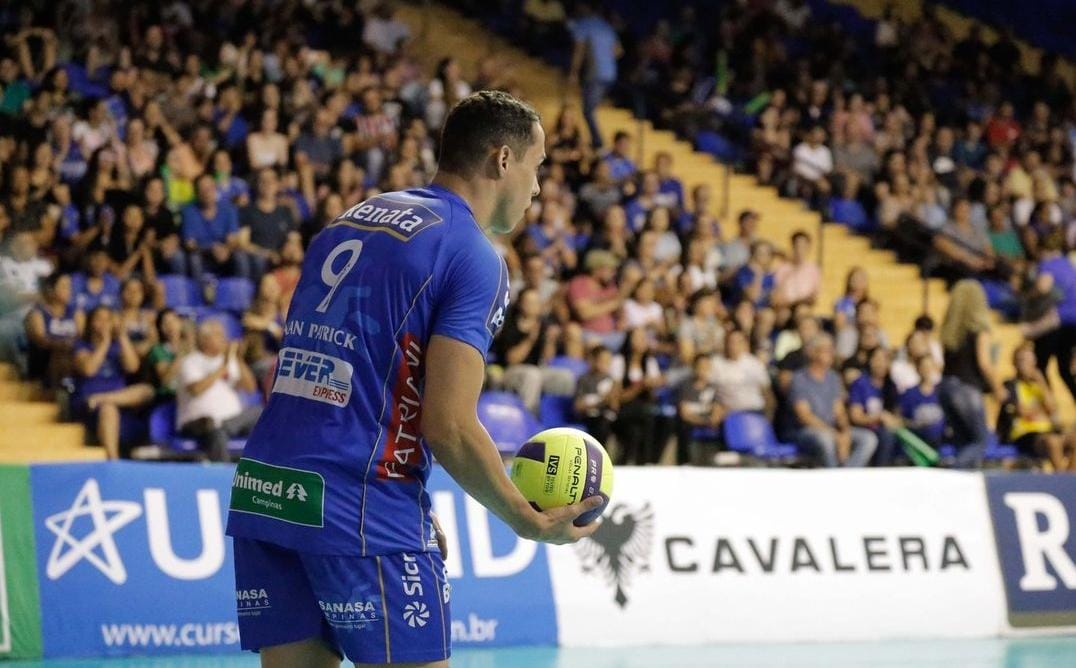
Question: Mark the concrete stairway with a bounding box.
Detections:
[398,3,1073,425]
[0,362,100,463]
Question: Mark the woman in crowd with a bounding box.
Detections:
[24,272,82,387]
[1001,345,1076,472]
[116,277,157,357]
[74,306,140,459]
[611,327,666,465]
[241,275,286,382]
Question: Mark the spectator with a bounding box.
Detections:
[653,152,684,212]
[211,149,250,208]
[1033,239,1076,401]
[620,278,666,338]
[834,266,869,333]
[239,168,297,281]
[1002,344,1076,471]
[712,328,771,416]
[788,333,878,467]
[678,354,724,465]
[24,272,81,386]
[362,2,412,56]
[142,177,186,276]
[144,308,193,403]
[493,287,574,414]
[677,288,725,368]
[720,210,760,281]
[106,204,155,279]
[294,109,344,178]
[939,280,1004,469]
[573,345,618,446]
[899,353,947,451]
[116,278,156,356]
[73,306,140,459]
[0,230,52,306]
[732,241,776,308]
[847,347,902,465]
[269,232,303,314]
[791,125,833,203]
[181,173,248,281]
[352,87,398,185]
[933,197,995,274]
[425,57,472,133]
[71,247,121,312]
[568,2,621,149]
[602,131,637,185]
[578,160,622,221]
[828,173,869,230]
[241,275,285,382]
[773,230,821,314]
[547,105,590,186]
[569,250,626,350]
[175,319,259,462]
[611,327,665,464]
[246,108,288,171]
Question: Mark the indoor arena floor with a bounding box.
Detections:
[9,637,1076,668]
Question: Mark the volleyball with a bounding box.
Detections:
[510,427,614,526]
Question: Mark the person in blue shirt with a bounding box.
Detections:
[847,347,901,465]
[900,355,946,447]
[732,240,777,307]
[72,305,140,459]
[226,91,601,668]
[71,246,121,312]
[568,2,621,149]
[181,173,250,281]
[1033,241,1076,402]
[602,130,637,185]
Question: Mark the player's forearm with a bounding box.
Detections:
[425,417,538,538]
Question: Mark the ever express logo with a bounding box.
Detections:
[273,347,353,407]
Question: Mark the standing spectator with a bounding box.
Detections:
[773,230,822,314]
[181,173,248,280]
[494,287,575,414]
[939,280,1005,469]
[568,2,621,149]
[74,306,140,459]
[573,345,618,446]
[847,347,902,465]
[1033,239,1076,401]
[176,319,259,462]
[239,169,297,281]
[611,327,665,464]
[789,333,878,467]
[24,272,81,386]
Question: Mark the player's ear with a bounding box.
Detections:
[496,145,511,177]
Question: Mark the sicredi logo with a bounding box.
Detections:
[43,479,225,584]
[985,474,1076,627]
[273,347,352,407]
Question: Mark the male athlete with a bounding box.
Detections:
[225,90,602,667]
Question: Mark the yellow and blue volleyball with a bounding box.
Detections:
[510,427,614,526]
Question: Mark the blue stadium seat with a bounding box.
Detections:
[723,411,796,460]
[547,355,588,381]
[538,394,584,431]
[160,275,201,309]
[477,391,543,455]
[149,400,249,455]
[214,277,255,313]
[694,130,739,162]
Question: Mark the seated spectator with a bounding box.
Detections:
[678,354,724,465]
[574,345,619,446]
[773,230,821,316]
[986,204,1024,264]
[791,125,833,204]
[242,275,285,382]
[0,230,52,307]
[732,241,776,308]
[269,232,303,314]
[847,347,902,465]
[653,151,684,212]
[788,333,878,467]
[352,87,398,185]
[294,108,344,178]
[828,173,869,230]
[106,204,155,279]
[938,280,1004,469]
[181,173,249,281]
[144,308,193,403]
[73,306,140,459]
[577,161,622,222]
[71,246,121,311]
[836,299,890,362]
[677,288,725,368]
[239,169,298,281]
[899,355,946,448]
[1002,344,1076,472]
[620,278,666,339]
[834,267,869,333]
[176,319,260,462]
[142,177,187,276]
[569,250,627,350]
[24,272,81,386]
[602,131,637,186]
[425,57,472,134]
[774,303,816,363]
[719,210,760,283]
[933,197,995,274]
[211,149,250,208]
[840,323,885,384]
[712,328,771,416]
[493,287,575,414]
[890,329,939,393]
[246,108,288,171]
[611,327,665,465]
[116,278,156,356]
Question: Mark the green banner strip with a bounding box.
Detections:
[0,464,42,659]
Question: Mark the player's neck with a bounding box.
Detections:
[431,171,495,230]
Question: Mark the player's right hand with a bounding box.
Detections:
[521,496,604,545]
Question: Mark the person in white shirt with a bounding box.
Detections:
[712,328,772,414]
[0,231,53,305]
[176,319,259,461]
[792,125,833,201]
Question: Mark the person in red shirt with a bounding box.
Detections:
[985,101,1021,149]
[569,250,629,350]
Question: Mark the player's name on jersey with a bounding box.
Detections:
[334,195,443,240]
[284,319,356,350]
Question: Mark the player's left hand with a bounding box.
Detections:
[430,511,448,560]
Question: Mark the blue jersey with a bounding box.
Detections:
[226,185,510,556]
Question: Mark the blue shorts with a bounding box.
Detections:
[233,538,451,664]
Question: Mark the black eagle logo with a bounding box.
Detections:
[574,502,654,608]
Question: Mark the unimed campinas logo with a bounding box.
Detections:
[985,474,1076,627]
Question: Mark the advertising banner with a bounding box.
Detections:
[0,465,41,659]
[985,473,1076,629]
[25,462,553,658]
[547,468,1007,645]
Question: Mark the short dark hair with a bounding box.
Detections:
[438,91,540,176]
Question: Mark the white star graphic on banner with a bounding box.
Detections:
[44,478,142,584]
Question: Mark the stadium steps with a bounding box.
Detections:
[0,362,100,463]
[399,3,1073,426]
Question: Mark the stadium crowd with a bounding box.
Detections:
[0,0,1074,471]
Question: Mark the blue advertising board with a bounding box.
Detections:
[985,473,1076,627]
[28,462,556,658]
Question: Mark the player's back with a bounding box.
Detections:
[226,185,510,556]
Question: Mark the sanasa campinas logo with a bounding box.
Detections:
[575,503,655,608]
